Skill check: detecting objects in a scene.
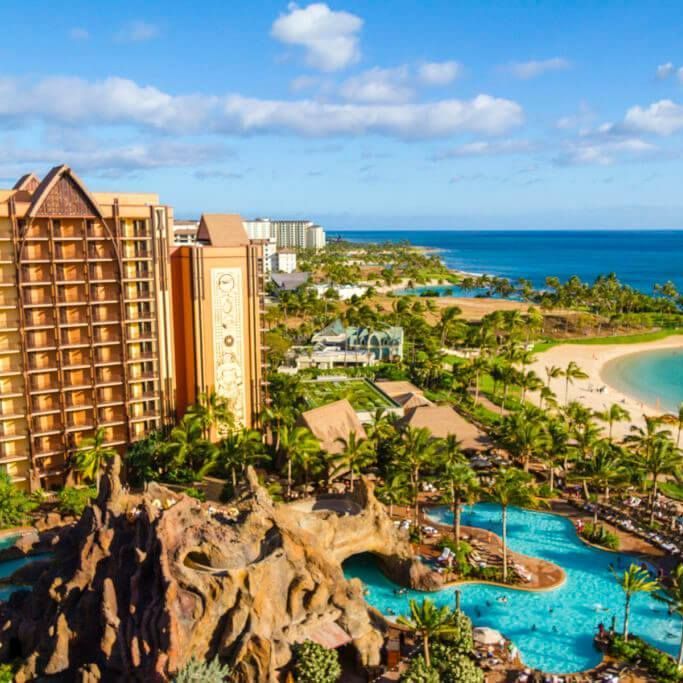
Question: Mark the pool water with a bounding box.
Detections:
[0,534,50,602]
[343,503,681,673]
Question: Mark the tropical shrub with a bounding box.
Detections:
[430,643,484,683]
[293,640,341,683]
[125,430,166,486]
[399,655,440,683]
[608,635,682,682]
[57,486,96,517]
[0,473,37,528]
[0,664,14,683]
[581,522,620,550]
[437,610,475,653]
[184,487,206,502]
[172,657,231,682]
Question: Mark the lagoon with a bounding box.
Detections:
[602,347,683,413]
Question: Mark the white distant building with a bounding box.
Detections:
[243,218,278,272]
[173,220,199,245]
[305,224,326,250]
[275,249,297,273]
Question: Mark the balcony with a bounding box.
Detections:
[25,309,54,328]
[55,263,86,282]
[89,263,117,281]
[122,220,150,239]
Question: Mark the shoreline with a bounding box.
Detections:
[531,336,683,438]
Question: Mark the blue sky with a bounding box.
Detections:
[3,0,683,229]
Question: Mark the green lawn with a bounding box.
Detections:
[534,327,683,352]
[302,379,396,412]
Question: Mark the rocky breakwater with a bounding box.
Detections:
[0,458,420,681]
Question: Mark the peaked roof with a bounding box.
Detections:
[13,173,40,192]
[26,165,103,220]
[400,405,490,451]
[196,214,248,247]
[298,399,367,454]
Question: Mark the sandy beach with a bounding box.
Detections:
[530,336,683,439]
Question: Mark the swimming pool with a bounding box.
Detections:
[343,503,681,673]
[0,534,50,602]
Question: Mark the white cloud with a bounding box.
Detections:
[0,138,233,177]
[69,27,89,41]
[115,20,160,43]
[556,136,657,166]
[220,93,523,138]
[656,62,675,79]
[0,75,523,140]
[433,139,532,159]
[417,61,462,86]
[503,57,570,79]
[340,66,412,103]
[271,3,363,71]
[556,102,594,130]
[289,75,321,92]
[624,99,683,135]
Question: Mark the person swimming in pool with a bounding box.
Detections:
[498,596,508,604]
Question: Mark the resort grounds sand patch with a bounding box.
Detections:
[530,335,683,440]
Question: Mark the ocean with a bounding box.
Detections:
[336,229,683,294]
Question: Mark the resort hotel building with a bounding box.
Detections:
[170,214,266,430]
[0,166,266,491]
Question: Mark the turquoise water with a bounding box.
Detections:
[343,503,680,673]
[0,534,49,601]
[602,348,683,413]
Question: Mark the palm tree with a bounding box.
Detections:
[438,461,480,545]
[278,426,321,498]
[486,469,540,582]
[439,305,462,346]
[594,403,631,442]
[72,427,117,492]
[333,431,375,493]
[399,427,439,526]
[291,445,324,491]
[497,412,549,471]
[653,563,683,667]
[397,598,459,668]
[563,361,589,405]
[163,414,214,476]
[659,403,683,448]
[611,563,659,641]
[376,472,412,517]
[203,429,267,489]
[518,370,544,404]
[187,389,235,438]
[571,441,626,525]
[469,355,490,405]
[544,419,570,490]
[626,436,682,524]
[625,416,673,460]
[545,364,563,388]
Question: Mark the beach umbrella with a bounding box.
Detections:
[473,626,504,645]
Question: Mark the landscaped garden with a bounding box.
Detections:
[302,378,399,412]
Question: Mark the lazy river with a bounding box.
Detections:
[343,503,681,673]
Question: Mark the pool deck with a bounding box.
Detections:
[419,508,566,592]
[550,499,665,560]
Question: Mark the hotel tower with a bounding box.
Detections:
[0,165,175,491]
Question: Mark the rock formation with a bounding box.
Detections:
[0,459,421,681]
